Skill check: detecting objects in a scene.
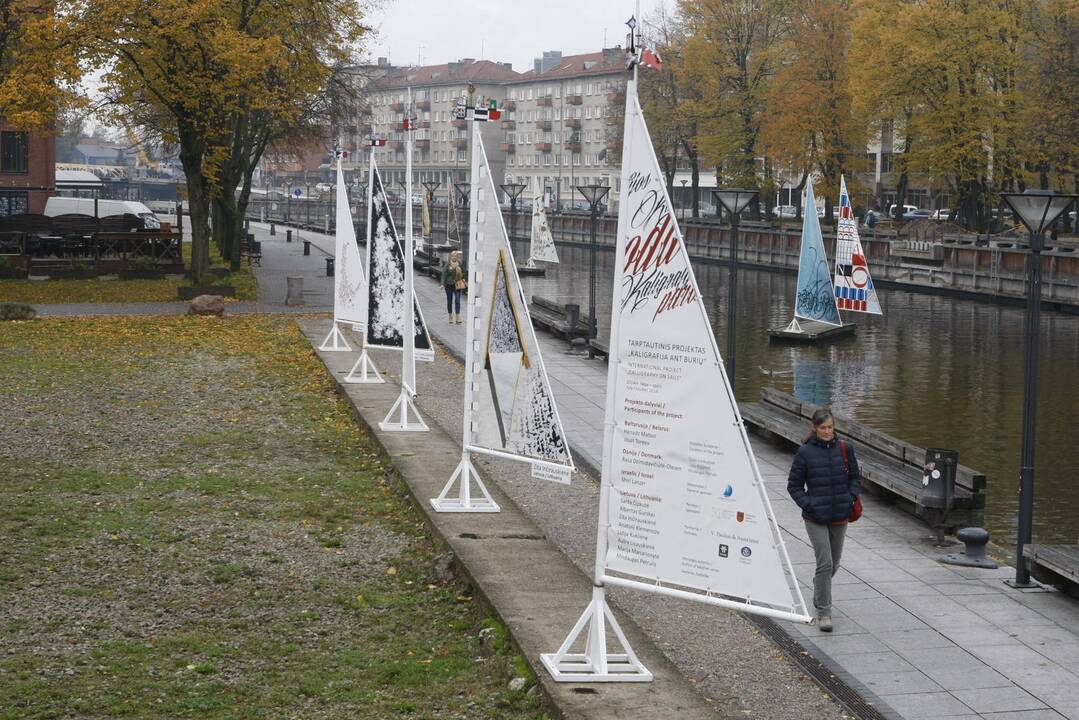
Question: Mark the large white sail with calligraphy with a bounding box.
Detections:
[529,204,559,264]
[333,159,367,327]
[599,82,807,621]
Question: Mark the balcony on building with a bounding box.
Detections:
[390,101,405,112]
[607,89,625,102]
[415,139,430,150]
[416,100,431,111]
[566,94,583,105]
[535,120,552,131]
[565,118,582,129]
[501,119,516,130]
[453,138,468,150]
[504,100,516,111]
[452,119,468,129]
[534,142,552,152]
[500,143,516,154]
[392,140,405,150]
[536,96,553,107]
[566,142,582,153]
[418,120,431,129]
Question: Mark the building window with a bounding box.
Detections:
[881,152,893,173]
[0,190,28,216]
[1,131,29,174]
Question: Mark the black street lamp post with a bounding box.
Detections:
[680,179,688,221]
[1000,189,1076,587]
[285,181,292,222]
[711,188,758,384]
[577,184,611,345]
[500,182,526,245]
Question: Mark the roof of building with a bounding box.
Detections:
[375,59,520,89]
[74,143,125,161]
[518,48,627,81]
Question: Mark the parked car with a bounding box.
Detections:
[888,203,919,218]
[931,208,952,221]
[772,204,797,219]
[314,182,332,194]
[902,209,933,221]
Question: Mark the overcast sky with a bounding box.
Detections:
[362,0,669,71]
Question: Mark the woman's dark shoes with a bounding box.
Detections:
[818,613,833,632]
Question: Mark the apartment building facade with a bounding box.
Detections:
[345,48,631,209]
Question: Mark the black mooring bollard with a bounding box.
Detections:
[286,229,292,243]
[270,222,276,236]
[325,258,334,277]
[303,240,311,256]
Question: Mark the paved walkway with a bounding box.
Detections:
[287,223,1079,720]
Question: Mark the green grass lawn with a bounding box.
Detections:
[0,316,548,719]
[0,243,258,304]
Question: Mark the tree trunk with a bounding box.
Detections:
[177,130,210,280]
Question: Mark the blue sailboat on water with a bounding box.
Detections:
[769,178,853,342]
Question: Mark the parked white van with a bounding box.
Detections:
[43,197,161,230]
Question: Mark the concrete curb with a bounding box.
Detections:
[298,317,723,719]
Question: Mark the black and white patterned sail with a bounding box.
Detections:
[366,165,434,360]
[465,129,573,474]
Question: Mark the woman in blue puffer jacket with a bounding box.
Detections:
[787,408,860,632]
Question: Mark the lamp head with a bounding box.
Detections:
[1001,189,1076,237]
[711,187,759,216]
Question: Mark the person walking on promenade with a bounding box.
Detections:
[787,408,861,632]
[440,251,466,324]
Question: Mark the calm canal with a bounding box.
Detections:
[511,241,1079,550]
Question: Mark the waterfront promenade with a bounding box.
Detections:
[271,220,1079,720]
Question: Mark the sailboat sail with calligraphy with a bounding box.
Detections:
[431,125,574,513]
[832,175,882,315]
[767,178,855,342]
[526,203,559,269]
[541,75,810,684]
[319,153,368,353]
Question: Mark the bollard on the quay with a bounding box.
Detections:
[286,229,292,243]
[270,222,275,236]
[326,258,334,277]
[303,240,311,256]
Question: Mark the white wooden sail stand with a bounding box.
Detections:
[344,346,383,384]
[379,91,428,433]
[319,321,352,352]
[783,316,805,334]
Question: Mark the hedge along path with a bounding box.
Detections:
[0,315,551,720]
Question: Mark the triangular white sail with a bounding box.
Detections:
[793,178,842,326]
[319,157,367,352]
[366,164,435,363]
[343,147,385,384]
[832,175,881,315]
[543,79,810,684]
[528,203,559,266]
[431,126,574,513]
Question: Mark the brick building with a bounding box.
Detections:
[0,123,55,214]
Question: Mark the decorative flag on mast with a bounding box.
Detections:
[541,78,810,684]
[318,154,368,352]
[832,175,882,315]
[431,126,574,513]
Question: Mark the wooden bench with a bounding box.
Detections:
[1023,545,1079,595]
[528,295,590,339]
[741,387,986,531]
[588,339,609,360]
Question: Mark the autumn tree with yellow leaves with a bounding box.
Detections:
[0,0,80,131]
[71,0,366,277]
[760,0,867,221]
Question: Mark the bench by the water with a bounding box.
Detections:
[528,296,591,340]
[1024,545,1079,596]
[741,387,986,532]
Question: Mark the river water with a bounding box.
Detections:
[510,241,1079,549]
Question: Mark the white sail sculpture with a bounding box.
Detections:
[376,89,429,431]
[525,203,559,269]
[832,175,882,315]
[343,142,386,384]
[319,154,368,352]
[541,77,810,683]
[783,178,844,333]
[431,126,574,513]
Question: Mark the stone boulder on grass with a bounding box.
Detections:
[188,294,226,316]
